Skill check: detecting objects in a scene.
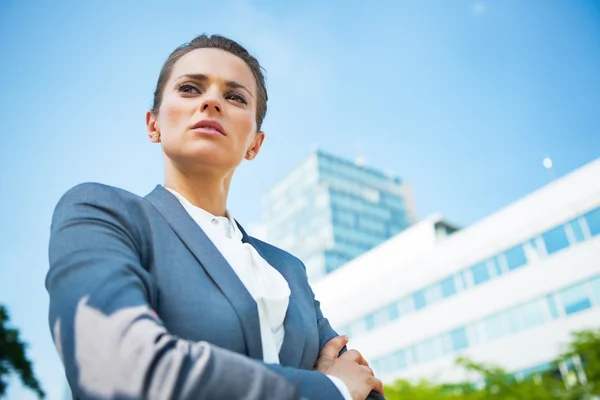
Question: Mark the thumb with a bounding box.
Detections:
[320,335,349,360]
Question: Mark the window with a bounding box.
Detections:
[388,302,400,320]
[516,299,547,330]
[507,308,521,333]
[425,284,443,304]
[450,327,469,351]
[466,324,481,346]
[524,238,543,263]
[491,257,503,277]
[520,363,552,379]
[398,297,414,316]
[395,350,408,370]
[584,207,600,236]
[560,284,592,316]
[413,290,427,310]
[365,314,375,330]
[416,337,443,363]
[378,354,396,374]
[504,245,527,271]
[590,276,600,305]
[547,294,560,319]
[349,318,368,336]
[568,220,585,243]
[542,225,570,255]
[441,276,457,298]
[405,347,416,366]
[441,333,454,354]
[484,313,510,341]
[372,303,399,327]
[457,271,469,290]
[333,208,355,227]
[471,262,490,285]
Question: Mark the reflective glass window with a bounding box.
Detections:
[365,314,375,331]
[413,290,427,310]
[560,283,592,315]
[441,276,457,298]
[450,327,469,351]
[542,225,570,255]
[395,350,408,370]
[517,299,547,330]
[416,337,443,363]
[471,262,490,285]
[590,275,600,305]
[584,207,600,236]
[505,245,527,271]
[547,294,560,319]
[491,257,503,276]
[484,313,509,341]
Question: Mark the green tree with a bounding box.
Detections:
[556,328,600,398]
[0,304,45,398]
[384,327,600,400]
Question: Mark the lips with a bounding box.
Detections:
[190,119,226,136]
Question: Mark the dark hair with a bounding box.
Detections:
[151,34,268,130]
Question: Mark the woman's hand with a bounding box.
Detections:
[314,336,384,400]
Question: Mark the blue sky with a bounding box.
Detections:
[1,0,599,398]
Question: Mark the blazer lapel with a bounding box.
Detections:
[237,223,308,368]
[145,185,263,361]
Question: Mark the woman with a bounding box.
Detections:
[46,34,384,400]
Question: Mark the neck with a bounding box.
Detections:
[163,159,232,217]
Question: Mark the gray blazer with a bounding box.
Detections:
[46,183,384,400]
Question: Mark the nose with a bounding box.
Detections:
[200,87,222,114]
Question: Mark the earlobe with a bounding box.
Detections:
[246,131,265,160]
[146,111,161,143]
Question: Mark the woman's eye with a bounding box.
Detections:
[178,83,200,94]
[227,93,247,104]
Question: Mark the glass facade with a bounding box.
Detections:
[371,273,600,376]
[264,150,413,281]
[340,204,600,339]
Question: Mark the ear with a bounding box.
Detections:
[246,131,265,160]
[146,110,161,143]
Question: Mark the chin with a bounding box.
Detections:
[185,150,237,170]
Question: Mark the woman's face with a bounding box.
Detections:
[147,48,264,172]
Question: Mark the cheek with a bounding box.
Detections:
[233,111,256,143]
[159,99,191,134]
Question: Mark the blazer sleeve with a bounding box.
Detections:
[307,272,387,400]
[46,183,343,400]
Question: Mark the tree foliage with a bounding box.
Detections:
[0,304,45,399]
[384,327,600,400]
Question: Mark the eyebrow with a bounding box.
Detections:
[176,74,254,98]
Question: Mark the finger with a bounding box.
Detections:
[361,365,374,376]
[341,349,368,366]
[320,335,348,360]
[369,377,385,396]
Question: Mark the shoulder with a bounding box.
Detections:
[57,182,142,205]
[52,182,147,227]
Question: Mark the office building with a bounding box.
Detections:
[312,158,600,384]
[264,150,415,281]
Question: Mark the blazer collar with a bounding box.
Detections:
[237,223,308,368]
[145,185,263,360]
